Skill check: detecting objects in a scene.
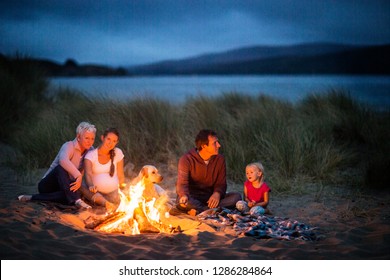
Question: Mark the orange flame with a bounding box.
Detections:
[95,178,170,234]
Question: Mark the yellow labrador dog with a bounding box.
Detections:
[130,165,167,203]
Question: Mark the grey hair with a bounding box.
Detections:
[76,121,96,135]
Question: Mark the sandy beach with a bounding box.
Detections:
[1,154,389,261]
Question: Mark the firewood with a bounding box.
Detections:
[133,206,160,233]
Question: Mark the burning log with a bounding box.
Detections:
[133,206,160,233]
[94,212,129,233]
[84,212,124,230]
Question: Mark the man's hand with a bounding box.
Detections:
[179,195,188,207]
[70,176,82,192]
[207,192,221,208]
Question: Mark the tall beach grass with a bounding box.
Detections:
[1,60,389,193]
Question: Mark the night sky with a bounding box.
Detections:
[1,0,389,66]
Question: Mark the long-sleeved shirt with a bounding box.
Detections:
[176,148,227,202]
[43,138,92,180]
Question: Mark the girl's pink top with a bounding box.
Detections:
[244,181,271,203]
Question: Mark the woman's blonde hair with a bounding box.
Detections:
[246,161,265,183]
[76,121,96,135]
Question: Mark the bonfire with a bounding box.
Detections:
[85,178,174,235]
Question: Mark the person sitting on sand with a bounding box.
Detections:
[18,121,96,209]
[80,127,125,213]
[236,161,271,214]
[173,129,241,216]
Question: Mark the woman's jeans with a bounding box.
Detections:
[32,165,81,204]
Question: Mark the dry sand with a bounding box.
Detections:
[0,146,389,260]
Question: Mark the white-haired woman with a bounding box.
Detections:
[18,121,96,209]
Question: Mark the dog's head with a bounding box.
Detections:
[135,165,163,184]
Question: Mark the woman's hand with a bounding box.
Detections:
[89,185,97,193]
[70,176,82,192]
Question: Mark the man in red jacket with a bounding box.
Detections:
[174,129,241,215]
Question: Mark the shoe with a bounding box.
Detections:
[18,195,32,202]
[75,199,92,209]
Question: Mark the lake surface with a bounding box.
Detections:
[50,75,390,109]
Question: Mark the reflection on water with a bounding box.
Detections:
[50,75,390,109]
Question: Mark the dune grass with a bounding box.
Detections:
[1,59,389,193]
[0,55,49,141]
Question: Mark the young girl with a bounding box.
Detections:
[236,162,271,214]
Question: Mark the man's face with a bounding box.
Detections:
[203,135,221,156]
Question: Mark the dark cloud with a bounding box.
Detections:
[1,0,389,66]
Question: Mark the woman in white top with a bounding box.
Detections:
[81,127,125,212]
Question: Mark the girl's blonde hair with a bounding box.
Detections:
[246,161,265,183]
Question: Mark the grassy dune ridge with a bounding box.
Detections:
[1,58,389,193]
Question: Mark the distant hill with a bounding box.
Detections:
[2,43,389,76]
[0,55,127,77]
[127,43,390,75]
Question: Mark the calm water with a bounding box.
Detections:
[50,75,390,109]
